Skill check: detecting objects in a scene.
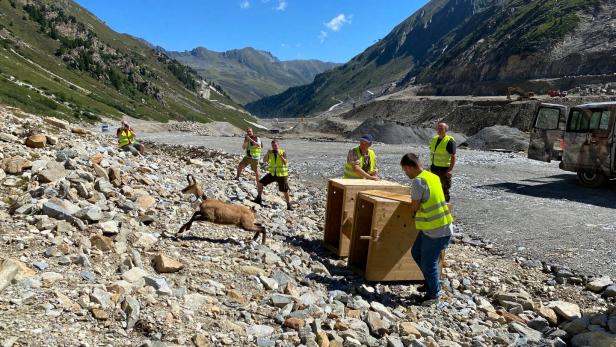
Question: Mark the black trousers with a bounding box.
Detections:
[430,165,451,202]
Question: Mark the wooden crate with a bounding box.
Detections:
[323,179,409,257]
[348,190,444,281]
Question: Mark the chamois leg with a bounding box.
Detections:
[179,211,202,233]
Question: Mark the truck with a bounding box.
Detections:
[528,101,616,187]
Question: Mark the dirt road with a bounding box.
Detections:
[142,133,616,278]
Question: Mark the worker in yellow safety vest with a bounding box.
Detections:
[429,122,456,202]
[400,152,454,305]
[235,128,262,185]
[344,134,379,180]
[253,139,292,210]
[116,120,144,156]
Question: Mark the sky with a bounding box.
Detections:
[74,0,429,63]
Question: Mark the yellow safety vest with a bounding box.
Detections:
[430,135,454,167]
[414,170,454,231]
[268,149,288,177]
[344,147,376,179]
[118,129,135,147]
[247,138,262,159]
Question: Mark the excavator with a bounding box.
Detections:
[506,86,535,100]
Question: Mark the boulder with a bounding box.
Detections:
[135,194,156,210]
[152,254,184,273]
[37,161,67,183]
[44,117,70,130]
[509,322,542,343]
[570,331,616,347]
[1,156,32,174]
[71,127,89,135]
[0,132,19,142]
[90,235,114,252]
[25,134,47,148]
[550,301,581,320]
[586,277,614,293]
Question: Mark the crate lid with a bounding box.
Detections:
[359,190,413,203]
[329,179,405,187]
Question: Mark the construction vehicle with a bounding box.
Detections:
[528,101,616,187]
[506,86,535,100]
[548,90,568,97]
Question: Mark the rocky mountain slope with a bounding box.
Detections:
[0,0,252,127]
[168,47,339,105]
[1,105,616,346]
[246,0,615,118]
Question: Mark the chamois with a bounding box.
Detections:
[179,174,266,244]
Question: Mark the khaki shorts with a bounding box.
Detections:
[239,156,259,171]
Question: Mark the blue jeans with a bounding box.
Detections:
[411,231,451,298]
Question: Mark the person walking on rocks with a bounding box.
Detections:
[344,134,379,180]
[235,128,262,185]
[253,139,292,210]
[116,120,144,156]
[429,122,456,202]
[400,153,453,304]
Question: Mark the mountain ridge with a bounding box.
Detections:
[167,46,340,105]
[0,0,251,127]
[246,0,614,118]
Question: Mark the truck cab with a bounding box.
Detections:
[528,102,616,187]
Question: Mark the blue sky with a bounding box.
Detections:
[75,1,429,63]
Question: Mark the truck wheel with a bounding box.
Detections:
[576,170,607,188]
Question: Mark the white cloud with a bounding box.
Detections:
[281,43,289,48]
[275,0,287,11]
[240,0,250,9]
[325,14,351,32]
[318,30,328,44]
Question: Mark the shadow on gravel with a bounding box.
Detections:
[162,233,243,245]
[480,174,616,209]
[283,234,423,308]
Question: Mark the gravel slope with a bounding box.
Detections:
[142,133,616,278]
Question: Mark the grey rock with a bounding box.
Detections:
[247,324,274,338]
[94,179,114,195]
[365,311,389,336]
[603,285,616,298]
[609,317,616,334]
[256,338,275,347]
[586,277,613,293]
[75,206,103,222]
[144,275,172,296]
[270,294,294,308]
[386,336,404,347]
[564,317,590,335]
[80,271,96,282]
[122,296,140,330]
[32,261,48,271]
[528,316,550,332]
[509,322,542,343]
[259,275,279,290]
[90,287,113,309]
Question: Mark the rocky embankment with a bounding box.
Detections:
[0,106,615,346]
[339,95,614,136]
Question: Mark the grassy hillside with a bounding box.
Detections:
[246,0,607,118]
[0,0,252,127]
[168,47,339,105]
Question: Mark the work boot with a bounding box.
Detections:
[287,203,293,211]
[416,284,427,293]
[253,195,262,205]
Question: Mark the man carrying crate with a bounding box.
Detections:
[400,152,453,305]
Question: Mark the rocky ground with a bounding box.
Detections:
[1,107,616,346]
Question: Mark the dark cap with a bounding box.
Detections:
[359,134,373,144]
